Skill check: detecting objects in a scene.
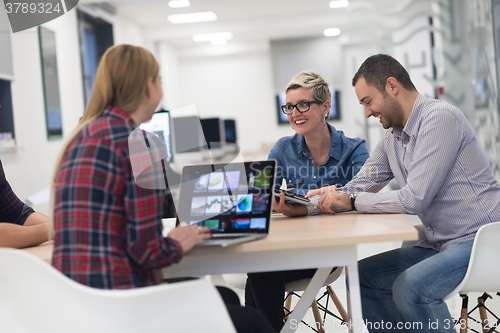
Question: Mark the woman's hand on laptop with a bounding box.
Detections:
[168,224,212,253]
[273,193,307,217]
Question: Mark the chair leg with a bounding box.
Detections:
[284,292,293,318]
[460,294,469,333]
[478,293,493,333]
[326,285,349,323]
[311,299,326,333]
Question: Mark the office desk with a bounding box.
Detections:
[21,240,53,264]
[162,213,418,333]
[21,214,416,333]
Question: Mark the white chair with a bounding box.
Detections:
[223,268,348,333]
[442,221,500,333]
[0,248,236,333]
[283,267,349,333]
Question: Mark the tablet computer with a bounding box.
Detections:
[274,189,310,205]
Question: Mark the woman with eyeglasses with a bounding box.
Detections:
[245,70,369,332]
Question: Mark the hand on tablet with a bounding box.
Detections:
[274,189,310,204]
[273,192,307,217]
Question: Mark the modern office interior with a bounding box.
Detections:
[1,0,500,332]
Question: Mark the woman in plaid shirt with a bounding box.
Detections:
[51,44,274,333]
[51,45,211,289]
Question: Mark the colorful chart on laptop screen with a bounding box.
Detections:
[177,161,276,234]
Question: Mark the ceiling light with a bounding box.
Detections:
[210,39,228,46]
[167,11,217,24]
[324,28,341,37]
[192,32,233,42]
[329,0,349,9]
[168,0,190,8]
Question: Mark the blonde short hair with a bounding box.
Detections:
[285,70,331,103]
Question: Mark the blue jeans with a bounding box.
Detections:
[359,240,473,333]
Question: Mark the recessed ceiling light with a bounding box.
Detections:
[324,28,341,37]
[168,0,190,8]
[167,11,217,24]
[192,32,233,42]
[329,0,349,9]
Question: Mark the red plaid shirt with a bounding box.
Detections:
[52,107,182,289]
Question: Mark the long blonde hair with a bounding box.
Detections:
[49,44,159,234]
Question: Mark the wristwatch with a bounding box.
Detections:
[350,193,357,211]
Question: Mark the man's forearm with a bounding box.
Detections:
[0,223,49,248]
[23,212,50,226]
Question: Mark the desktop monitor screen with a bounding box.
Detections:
[200,118,225,150]
[172,115,205,154]
[139,110,173,162]
[330,90,341,120]
[224,119,237,144]
[276,92,288,125]
[276,90,341,125]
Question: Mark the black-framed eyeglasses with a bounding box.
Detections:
[281,100,323,115]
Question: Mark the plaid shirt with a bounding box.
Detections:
[52,107,182,289]
[0,160,24,223]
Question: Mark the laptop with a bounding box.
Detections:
[176,160,276,247]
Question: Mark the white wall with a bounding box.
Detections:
[271,36,344,91]
[155,41,181,111]
[2,10,84,214]
[176,49,285,154]
[1,8,147,214]
[114,14,144,46]
[0,7,14,79]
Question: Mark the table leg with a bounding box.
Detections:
[281,267,332,333]
[346,263,364,333]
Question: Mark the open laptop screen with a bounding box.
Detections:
[176,161,276,234]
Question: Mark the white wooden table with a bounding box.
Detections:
[162,213,418,333]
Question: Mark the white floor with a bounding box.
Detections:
[210,238,500,333]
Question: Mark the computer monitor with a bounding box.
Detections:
[276,90,341,125]
[200,117,226,159]
[276,92,288,125]
[224,119,238,154]
[171,115,206,166]
[172,115,205,152]
[329,90,341,120]
[224,119,237,144]
[139,110,173,162]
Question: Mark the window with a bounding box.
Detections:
[77,10,114,106]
